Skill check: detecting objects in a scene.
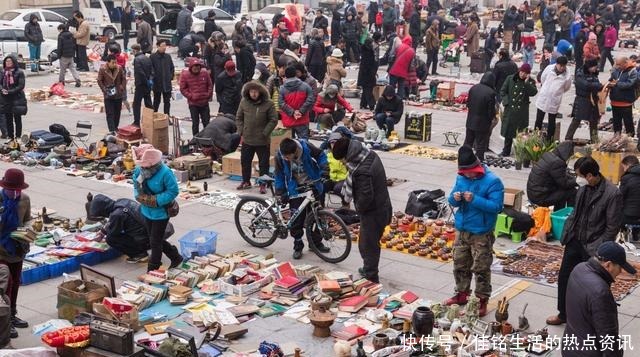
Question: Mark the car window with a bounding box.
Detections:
[193,10,208,20]
[43,11,66,23]
[213,9,233,21]
[13,30,27,42]
[0,30,14,41]
[0,12,20,21]
[22,12,42,22]
[259,7,284,15]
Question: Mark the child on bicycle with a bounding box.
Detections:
[274,138,330,259]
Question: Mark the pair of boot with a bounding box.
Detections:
[147,246,183,272]
[444,291,489,317]
[10,316,28,339]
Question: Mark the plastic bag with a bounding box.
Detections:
[50,82,67,97]
[405,189,444,217]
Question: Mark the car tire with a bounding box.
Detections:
[103,28,117,40]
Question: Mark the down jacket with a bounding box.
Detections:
[620,164,640,219]
[215,70,242,115]
[374,86,404,122]
[448,165,504,235]
[343,140,392,217]
[535,65,572,114]
[236,81,278,146]
[526,141,576,206]
[179,59,213,107]
[561,177,622,257]
[24,15,44,44]
[466,72,496,132]
[278,77,315,128]
[196,114,238,152]
[133,163,179,221]
[609,63,638,105]
[563,258,623,357]
[388,37,415,80]
[274,140,328,197]
[57,30,76,58]
[150,51,175,93]
[572,66,602,122]
[313,92,353,114]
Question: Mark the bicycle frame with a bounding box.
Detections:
[239,184,320,230]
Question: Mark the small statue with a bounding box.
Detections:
[355,340,366,357]
[41,207,52,224]
[464,295,480,323]
[75,218,84,230]
[62,219,71,230]
[31,215,43,232]
[431,303,443,319]
[381,315,390,329]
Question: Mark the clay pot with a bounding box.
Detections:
[396,243,404,250]
[372,333,389,351]
[418,243,428,250]
[418,249,428,256]
[401,232,409,238]
[435,219,445,226]
[403,241,411,249]
[394,211,404,219]
[495,310,509,323]
[385,242,393,248]
[501,322,513,335]
[406,215,414,221]
[490,321,502,335]
[411,306,435,338]
[408,247,416,254]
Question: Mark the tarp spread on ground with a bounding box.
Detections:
[493,240,640,301]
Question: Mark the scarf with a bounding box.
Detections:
[2,69,14,88]
[136,163,162,194]
[0,191,20,255]
[341,142,370,204]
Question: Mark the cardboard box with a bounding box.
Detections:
[270,127,291,156]
[222,151,274,177]
[141,108,169,154]
[503,188,524,211]
[373,85,386,102]
[437,82,456,102]
[57,280,111,322]
[591,151,626,184]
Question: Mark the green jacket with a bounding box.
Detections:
[236,81,278,147]
[500,74,538,139]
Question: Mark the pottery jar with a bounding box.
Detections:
[501,322,513,335]
[372,333,389,351]
[411,306,435,337]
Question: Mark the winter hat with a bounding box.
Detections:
[457,146,480,169]
[331,48,344,58]
[224,60,236,72]
[519,63,532,74]
[133,144,162,168]
[588,32,597,40]
[331,137,351,160]
[0,168,28,190]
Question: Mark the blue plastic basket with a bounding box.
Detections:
[77,251,102,266]
[48,258,80,277]
[179,230,218,259]
[21,265,50,285]
[99,248,123,263]
[551,207,574,240]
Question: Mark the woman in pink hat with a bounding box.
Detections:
[0,168,31,339]
[132,145,182,271]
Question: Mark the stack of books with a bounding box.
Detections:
[272,275,314,301]
[338,295,369,313]
[168,285,193,305]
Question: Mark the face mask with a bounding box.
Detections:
[576,176,588,187]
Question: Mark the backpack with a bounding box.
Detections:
[502,207,535,234]
[49,123,72,146]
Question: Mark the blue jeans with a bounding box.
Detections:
[28,43,41,71]
[389,75,406,99]
[543,32,555,47]
[375,113,399,136]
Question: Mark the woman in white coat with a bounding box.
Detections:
[534,56,572,142]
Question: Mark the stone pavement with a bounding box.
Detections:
[3,41,639,355]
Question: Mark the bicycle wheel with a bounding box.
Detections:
[234,198,279,248]
[305,209,352,263]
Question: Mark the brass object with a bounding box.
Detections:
[62,219,71,230]
[76,218,84,229]
[31,215,43,232]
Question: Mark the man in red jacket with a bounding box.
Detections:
[278,65,315,139]
[179,58,213,135]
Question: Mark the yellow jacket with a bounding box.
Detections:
[328,152,347,182]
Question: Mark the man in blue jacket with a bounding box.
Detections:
[275,138,330,259]
[445,146,504,317]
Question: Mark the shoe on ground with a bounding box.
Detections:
[126,254,149,264]
[444,291,470,306]
[236,182,251,190]
[292,250,303,259]
[169,255,183,269]
[477,296,489,317]
[10,326,17,339]
[546,315,566,325]
[11,316,28,328]
[315,243,330,253]
[259,183,267,194]
[75,80,81,88]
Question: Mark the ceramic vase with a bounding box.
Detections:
[372,333,389,351]
[411,306,434,337]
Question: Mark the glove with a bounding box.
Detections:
[136,194,158,208]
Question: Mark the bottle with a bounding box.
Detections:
[203,182,208,192]
[356,340,366,357]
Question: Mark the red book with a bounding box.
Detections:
[402,291,418,304]
[318,280,341,293]
[338,295,368,313]
[331,325,368,341]
[274,276,300,289]
[274,262,296,279]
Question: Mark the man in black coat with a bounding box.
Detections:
[305,29,327,83]
[313,9,329,35]
[150,40,175,115]
[332,137,392,283]
[620,155,640,241]
[464,72,496,162]
[562,241,632,357]
[374,85,404,137]
[57,24,81,87]
[204,10,225,40]
[526,141,577,209]
[409,5,422,50]
[195,113,240,159]
[121,1,133,50]
[24,14,44,72]
[215,60,242,115]
[90,194,174,263]
[492,49,518,101]
[547,157,622,326]
[233,40,256,84]
[131,44,153,127]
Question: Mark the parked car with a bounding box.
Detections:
[191,6,242,36]
[250,3,304,31]
[0,27,57,63]
[0,9,68,40]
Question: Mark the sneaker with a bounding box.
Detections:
[315,243,330,253]
[236,182,251,190]
[10,326,17,339]
[545,315,566,325]
[11,316,28,328]
[444,291,470,306]
[292,250,303,259]
[75,80,81,88]
[259,183,267,194]
[126,254,149,264]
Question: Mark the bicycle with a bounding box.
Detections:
[233,175,352,263]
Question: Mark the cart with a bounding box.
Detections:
[439,33,461,67]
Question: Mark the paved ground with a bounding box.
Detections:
[3,38,639,355]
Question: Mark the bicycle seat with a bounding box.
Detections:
[257,175,275,183]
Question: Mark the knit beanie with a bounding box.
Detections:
[458,146,480,169]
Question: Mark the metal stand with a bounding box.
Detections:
[443,131,461,146]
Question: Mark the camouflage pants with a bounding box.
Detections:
[453,231,495,298]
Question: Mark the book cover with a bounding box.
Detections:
[338,295,368,313]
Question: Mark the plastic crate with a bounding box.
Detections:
[179,230,218,259]
[99,248,123,263]
[551,207,574,240]
[21,264,50,285]
[76,251,102,266]
[494,213,525,243]
[47,258,80,278]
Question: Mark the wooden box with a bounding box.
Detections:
[436,82,456,102]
